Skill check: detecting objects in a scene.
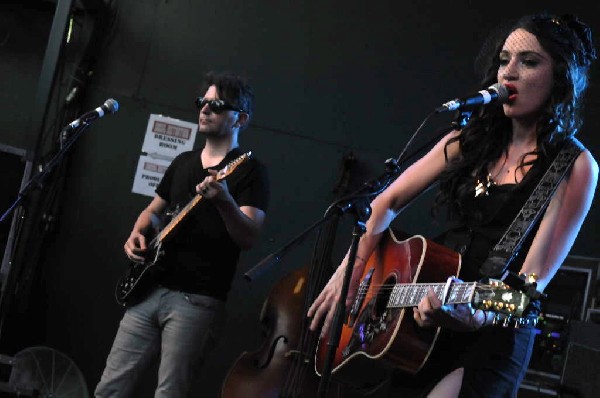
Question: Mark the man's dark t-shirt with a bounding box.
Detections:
[154,147,269,301]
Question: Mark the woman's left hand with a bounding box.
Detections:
[413,278,484,332]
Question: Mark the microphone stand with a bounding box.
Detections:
[315,186,383,397]
[245,159,400,398]
[0,123,90,223]
[244,157,399,283]
[317,111,470,397]
[245,111,463,398]
[245,118,453,282]
[0,121,91,340]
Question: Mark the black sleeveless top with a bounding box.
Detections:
[438,141,566,282]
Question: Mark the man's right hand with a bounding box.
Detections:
[124,231,147,263]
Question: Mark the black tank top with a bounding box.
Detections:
[439,143,563,282]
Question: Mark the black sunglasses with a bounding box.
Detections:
[195,97,244,113]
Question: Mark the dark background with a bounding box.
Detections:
[1,0,599,396]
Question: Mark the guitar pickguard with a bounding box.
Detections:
[343,275,397,359]
[343,300,392,359]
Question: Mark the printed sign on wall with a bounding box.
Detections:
[131,155,173,197]
[141,114,198,158]
[132,114,198,197]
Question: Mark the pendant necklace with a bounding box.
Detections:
[474,155,507,197]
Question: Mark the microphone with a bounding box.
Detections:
[67,98,119,129]
[435,83,510,113]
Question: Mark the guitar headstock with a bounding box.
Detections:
[472,279,530,317]
[217,151,252,180]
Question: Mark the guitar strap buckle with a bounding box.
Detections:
[500,271,546,301]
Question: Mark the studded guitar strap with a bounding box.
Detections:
[480,138,584,277]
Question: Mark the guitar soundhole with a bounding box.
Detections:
[372,275,396,319]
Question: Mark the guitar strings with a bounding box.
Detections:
[352,282,502,291]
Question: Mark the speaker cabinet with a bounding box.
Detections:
[559,321,600,398]
[526,265,594,379]
[520,259,600,397]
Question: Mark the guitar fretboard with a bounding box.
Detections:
[157,194,202,243]
[150,151,251,247]
[387,281,477,308]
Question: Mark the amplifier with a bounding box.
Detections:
[560,321,600,398]
[521,260,598,397]
[527,265,593,377]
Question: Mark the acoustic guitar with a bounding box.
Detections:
[314,228,532,376]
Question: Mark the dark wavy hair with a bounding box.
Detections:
[435,13,597,221]
[201,71,255,126]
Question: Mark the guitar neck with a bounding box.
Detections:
[148,151,251,247]
[388,281,477,308]
[156,194,203,243]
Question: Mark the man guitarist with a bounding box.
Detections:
[95,71,270,397]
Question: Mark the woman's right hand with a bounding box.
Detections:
[124,231,147,263]
[307,266,343,337]
[307,258,365,337]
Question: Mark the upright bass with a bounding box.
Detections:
[221,153,387,397]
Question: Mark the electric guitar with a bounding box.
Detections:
[314,228,533,376]
[114,151,252,306]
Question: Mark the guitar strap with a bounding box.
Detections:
[479,137,584,277]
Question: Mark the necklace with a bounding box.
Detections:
[474,155,507,197]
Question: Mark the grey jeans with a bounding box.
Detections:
[95,286,226,397]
